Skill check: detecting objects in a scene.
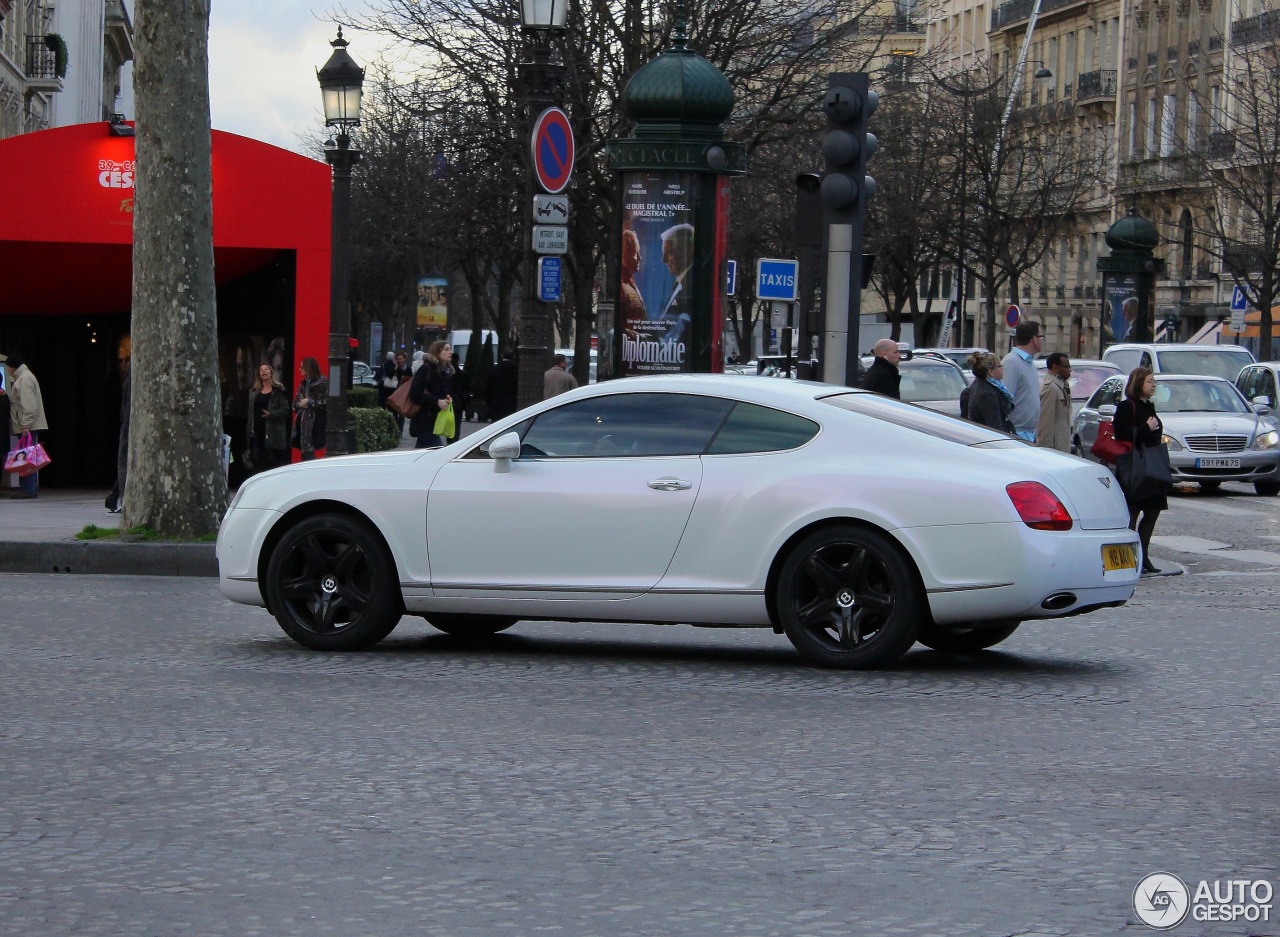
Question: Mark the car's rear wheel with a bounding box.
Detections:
[775,525,922,669]
[916,619,1021,653]
[425,613,518,637]
[1198,480,1222,492]
[265,513,402,651]
[1254,480,1280,496]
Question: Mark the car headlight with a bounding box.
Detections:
[1252,431,1279,450]
[1161,434,1184,451]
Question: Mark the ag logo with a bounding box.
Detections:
[1134,872,1190,929]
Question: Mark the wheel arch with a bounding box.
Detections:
[256,499,404,613]
[764,517,929,631]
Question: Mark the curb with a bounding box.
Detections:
[0,541,218,577]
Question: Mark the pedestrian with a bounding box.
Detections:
[860,339,902,398]
[543,353,578,399]
[1000,320,1043,442]
[3,352,48,498]
[0,355,10,485]
[408,340,457,448]
[293,356,328,461]
[964,352,1015,433]
[245,363,291,474]
[1036,352,1073,452]
[106,337,131,512]
[1113,367,1167,575]
[486,350,519,421]
[395,352,412,385]
[411,349,425,375]
[378,351,398,410]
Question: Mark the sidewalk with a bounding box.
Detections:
[0,420,491,577]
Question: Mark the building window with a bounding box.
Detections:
[1161,93,1177,156]
[1147,97,1158,156]
[1129,101,1138,157]
[1186,94,1198,151]
[1180,209,1194,279]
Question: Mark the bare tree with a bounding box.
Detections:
[122,0,225,537]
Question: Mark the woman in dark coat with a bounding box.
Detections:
[408,340,456,448]
[293,356,328,461]
[964,351,1015,433]
[245,364,292,473]
[485,351,519,421]
[1112,367,1166,575]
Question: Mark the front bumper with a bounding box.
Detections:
[1169,450,1280,483]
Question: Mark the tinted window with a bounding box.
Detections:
[1086,377,1124,409]
[519,393,732,458]
[1154,348,1255,380]
[821,393,1010,445]
[1069,365,1122,401]
[707,403,819,454]
[1237,367,1261,400]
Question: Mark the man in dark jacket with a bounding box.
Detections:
[860,340,902,398]
[485,351,519,421]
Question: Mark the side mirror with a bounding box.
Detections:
[1253,401,1272,416]
[489,431,521,473]
[1098,404,1117,419]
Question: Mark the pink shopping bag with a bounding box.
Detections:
[3,432,52,477]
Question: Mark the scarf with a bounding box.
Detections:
[988,378,1015,403]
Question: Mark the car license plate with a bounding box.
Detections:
[1195,457,1241,468]
[1102,543,1138,572]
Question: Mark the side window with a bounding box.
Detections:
[1266,371,1278,404]
[1238,368,1259,400]
[519,393,733,458]
[1106,349,1140,373]
[1139,352,1153,369]
[707,403,820,454]
[1086,378,1121,410]
[1107,379,1125,406]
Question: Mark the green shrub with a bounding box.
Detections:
[352,407,401,452]
[348,385,379,409]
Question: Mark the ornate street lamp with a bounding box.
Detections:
[515,0,567,408]
[317,26,365,456]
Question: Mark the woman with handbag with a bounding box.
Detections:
[293,356,328,461]
[408,340,456,449]
[1113,367,1168,575]
[245,364,291,474]
[964,352,1016,433]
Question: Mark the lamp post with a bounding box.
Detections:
[516,0,567,409]
[316,26,365,456]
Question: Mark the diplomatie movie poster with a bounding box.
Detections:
[617,171,698,375]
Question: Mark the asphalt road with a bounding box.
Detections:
[2,483,1278,936]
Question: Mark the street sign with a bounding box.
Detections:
[770,302,789,329]
[725,259,737,297]
[1005,303,1021,328]
[538,256,562,302]
[757,258,799,302]
[533,225,569,254]
[533,194,569,224]
[531,107,574,194]
[1232,285,1247,311]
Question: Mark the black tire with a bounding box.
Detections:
[264,513,402,651]
[1198,480,1222,493]
[775,525,922,669]
[1071,436,1083,457]
[425,613,518,637]
[1254,480,1280,496]
[916,619,1021,653]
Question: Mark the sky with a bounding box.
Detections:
[206,0,388,154]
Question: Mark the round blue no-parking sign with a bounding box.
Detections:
[1005,303,1021,328]
[531,107,574,194]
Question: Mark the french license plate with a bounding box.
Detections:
[1195,457,1241,468]
[1102,543,1138,572]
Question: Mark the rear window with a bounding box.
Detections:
[898,363,967,403]
[1155,349,1254,381]
[820,393,1019,445]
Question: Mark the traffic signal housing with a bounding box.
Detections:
[819,74,877,224]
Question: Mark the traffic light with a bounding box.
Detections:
[819,74,877,224]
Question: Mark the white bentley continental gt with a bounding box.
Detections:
[217,375,1141,669]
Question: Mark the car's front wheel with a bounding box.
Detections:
[1198,480,1222,493]
[425,613,518,637]
[775,525,922,669]
[1255,480,1280,496]
[264,513,402,651]
[916,619,1021,653]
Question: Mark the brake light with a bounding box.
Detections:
[1006,481,1073,531]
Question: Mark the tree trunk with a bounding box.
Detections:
[123,0,226,537]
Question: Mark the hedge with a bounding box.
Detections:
[348,385,379,409]
[351,407,401,453]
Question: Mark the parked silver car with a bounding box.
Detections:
[1072,373,1280,495]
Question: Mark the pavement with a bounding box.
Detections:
[0,419,491,578]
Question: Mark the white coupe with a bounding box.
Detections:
[217,375,1140,669]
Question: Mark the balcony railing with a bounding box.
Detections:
[1077,69,1117,102]
[991,0,1087,30]
[1085,285,1096,300]
[1194,260,1215,280]
[1209,131,1235,158]
[25,36,63,84]
[1073,285,1084,299]
[1232,8,1280,47]
[1055,285,1066,299]
[1039,285,1049,299]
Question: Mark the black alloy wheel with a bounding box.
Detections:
[776,525,922,669]
[265,513,402,651]
[425,613,519,637]
[915,619,1022,653]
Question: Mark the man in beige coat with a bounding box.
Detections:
[4,352,48,498]
[543,354,578,400]
[1036,352,1073,452]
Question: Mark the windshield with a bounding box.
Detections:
[1154,380,1251,413]
[1069,366,1121,400]
[821,392,1015,445]
[1155,349,1254,381]
[898,363,968,402]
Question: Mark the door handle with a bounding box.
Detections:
[648,477,693,491]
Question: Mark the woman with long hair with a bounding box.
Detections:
[245,363,291,474]
[1113,367,1166,575]
[963,351,1015,433]
[293,356,328,461]
[408,340,456,448]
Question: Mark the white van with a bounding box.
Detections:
[1102,342,1255,382]
[447,330,498,371]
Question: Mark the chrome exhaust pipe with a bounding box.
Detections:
[1041,592,1077,611]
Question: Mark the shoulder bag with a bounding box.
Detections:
[387,379,421,419]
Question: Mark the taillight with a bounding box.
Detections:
[1006,481,1073,531]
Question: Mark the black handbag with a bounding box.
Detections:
[1117,443,1173,501]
